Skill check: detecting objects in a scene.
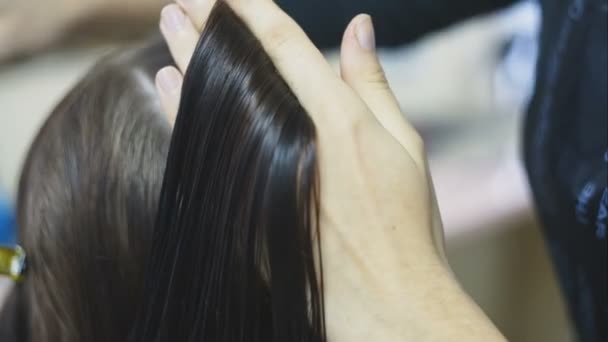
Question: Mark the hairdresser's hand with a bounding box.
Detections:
[155,1,504,341]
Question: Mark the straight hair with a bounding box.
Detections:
[0,40,174,341]
[1,2,326,341]
[130,2,325,341]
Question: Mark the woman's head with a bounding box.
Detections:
[3,3,326,341]
[131,3,324,341]
[2,40,173,342]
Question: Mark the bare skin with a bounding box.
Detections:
[153,1,506,341]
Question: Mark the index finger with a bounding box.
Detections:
[178,0,365,125]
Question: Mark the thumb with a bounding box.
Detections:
[340,15,387,95]
[340,15,424,162]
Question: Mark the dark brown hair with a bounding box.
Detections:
[1,2,326,341]
[130,2,325,341]
[0,41,174,341]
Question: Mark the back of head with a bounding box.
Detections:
[1,40,172,342]
[3,3,327,340]
[131,3,325,341]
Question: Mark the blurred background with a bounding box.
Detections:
[0,0,573,340]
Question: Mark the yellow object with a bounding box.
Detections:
[0,245,26,281]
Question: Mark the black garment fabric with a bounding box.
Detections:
[276,0,514,48]
[524,1,607,341]
[277,0,607,341]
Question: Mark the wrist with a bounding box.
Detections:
[326,266,504,342]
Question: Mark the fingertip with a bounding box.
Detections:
[158,3,199,72]
[160,4,186,32]
[341,14,375,52]
[340,15,358,50]
[340,14,378,83]
[156,66,183,93]
[354,14,375,51]
[156,66,183,124]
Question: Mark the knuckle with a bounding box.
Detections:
[236,1,301,55]
[349,113,381,139]
[262,19,298,53]
[365,67,390,90]
[409,132,427,158]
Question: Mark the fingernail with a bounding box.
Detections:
[157,68,182,93]
[355,15,375,51]
[161,6,185,31]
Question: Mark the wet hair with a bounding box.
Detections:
[130,2,325,341]
[0,41,174,341]
[0,1,325,341]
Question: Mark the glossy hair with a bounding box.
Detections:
[0,41,174,341]
[130,2,325,341]
[1,2,325,341]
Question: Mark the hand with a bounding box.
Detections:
[154,1,504,341]
[0,0,92,62]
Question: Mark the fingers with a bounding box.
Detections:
[178,0,358,125]
[236,1,354,123]
[160,4,199,72]
[156,66,184,124]
[176,0,216,30]
[340,15,425,162]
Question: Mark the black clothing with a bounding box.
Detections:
[525,2,607,341]
[277,0,514,49]
[277,0,608,340]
